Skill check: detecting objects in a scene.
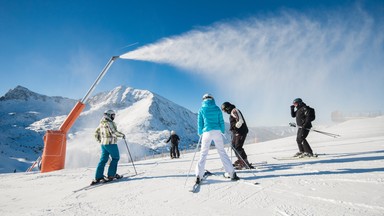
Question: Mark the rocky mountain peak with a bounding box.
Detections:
[0,85,46,101]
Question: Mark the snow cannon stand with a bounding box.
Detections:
[40,101,85,173]
[40,130,67,172]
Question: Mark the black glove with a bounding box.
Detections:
[290,105,295,110]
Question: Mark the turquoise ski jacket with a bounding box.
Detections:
[198,99,225,135]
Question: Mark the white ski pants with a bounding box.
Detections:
[195,130,235,178]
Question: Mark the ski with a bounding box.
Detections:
[73,176,124,193]
[189,170,212,193]
[238,179,261,187]
[232,160,268,170]
[222,172,260,186]
[234,163,257,170]
[273,154,319,161]
[73,172,143,193]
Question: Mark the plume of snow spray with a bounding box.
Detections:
[120,7,384,125]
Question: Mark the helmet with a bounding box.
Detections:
[293,98,303,105]
[171,130,176,135]
[221,102,232,113]
[104,109,116,120]
[202,93,214,100]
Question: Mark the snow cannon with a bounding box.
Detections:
[40,56,119,173]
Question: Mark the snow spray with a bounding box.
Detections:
[120,7,384,125]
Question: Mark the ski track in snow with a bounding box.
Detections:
[0,117,384,215]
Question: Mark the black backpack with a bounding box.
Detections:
[305,106,316,122]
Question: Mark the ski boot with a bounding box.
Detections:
[90,176,108,185]
[107,174,123,181]
[195,176,201,184]
[299,152,316,158]
[231,172,240,181]
[293,152,304,157]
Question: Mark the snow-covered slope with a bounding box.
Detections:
[0,116,383,216]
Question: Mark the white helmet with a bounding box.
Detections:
[171,130,176,135]
[202,93,214,100]
[104,109,116,120]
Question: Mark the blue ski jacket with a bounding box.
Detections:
[198,99,225,135]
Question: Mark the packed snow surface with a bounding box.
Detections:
[0,116,383,216]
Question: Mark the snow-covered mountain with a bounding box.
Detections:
[0,85,296,173]
[0,86,77,173]
[62,86,199,169]
[0,85,199,172]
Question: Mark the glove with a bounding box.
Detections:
[95,134,101,143]
[235,119,243,128]
[122,134,126,139]
[290,105,295,110]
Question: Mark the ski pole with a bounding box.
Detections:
[289,123,340,138]
[123,138,137,175]
[222,134,258,179]
[184,136,202,187]
[229,134,233,162]
[26,156,41,172]
[311,129,340,138]
[223,133,233,162]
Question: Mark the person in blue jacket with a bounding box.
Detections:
[195,93,239,183]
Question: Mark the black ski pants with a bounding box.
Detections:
[231,133,248,161]
[170,144,180,158]
[296,128,313,154]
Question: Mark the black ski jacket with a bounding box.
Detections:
[229,108,249,135]
[166,134,180,145]
[291,102,312,129]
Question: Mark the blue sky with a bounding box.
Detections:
[1,0,383,126]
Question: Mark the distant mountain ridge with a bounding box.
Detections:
[0,85,52,101]
[0,85,199,172]
[0,86,77,173]
[0,85,295,173]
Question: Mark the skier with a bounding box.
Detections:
[221,102,254,169]
[195,94,239,184]
[166,130,180,159]
[290,98,315,158]
[92,110,126,185]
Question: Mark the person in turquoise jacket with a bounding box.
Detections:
[195,94,239,183]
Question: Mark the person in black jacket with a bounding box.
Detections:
[291,98,315,158]
[221,102,254,169]
[166,130,180,159]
